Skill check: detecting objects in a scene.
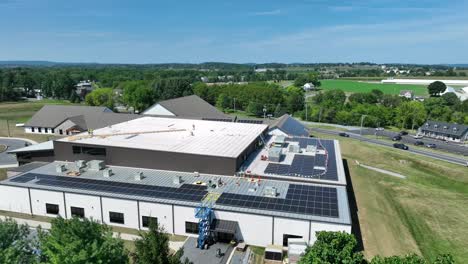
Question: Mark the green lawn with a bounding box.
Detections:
[319,80,428,96]
[0,99,77,142]
[314,132,468,262]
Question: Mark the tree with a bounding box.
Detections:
[246,101,264,116]
[0,218,37,264]
[215,93,230,111]
[395,101,427,129]
[298,231,365,264]
[427,81,447,97]
[132,220,189,264]
[293,73,321,87]
[121,82,156,113]
[39,217,128,264]
[284,86,305,113]
[85,88,115,109]
[441,93,460,107]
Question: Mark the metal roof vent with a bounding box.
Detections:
[75,160,87,172]
[88,160,105,171]
[173,176,182,185]
[264,186,278,198]
[103,168,113,178]
[134,171,144,181]
[193,171,200,177]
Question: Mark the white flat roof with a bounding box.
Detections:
[57,116,268,158]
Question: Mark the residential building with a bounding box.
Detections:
[75,81,95,99]
[418,120,468,142]
[398,90,414,99]
[303,83,315,91]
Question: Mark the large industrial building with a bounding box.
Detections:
[1,116,351,249]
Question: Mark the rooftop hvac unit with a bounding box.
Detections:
[305,145,317,152]
[193,171,200,177]
[173,176,182,185]
[103,168,113,178]
[288,143,300,153]
[75,160,87,169]
[134,171,144,181]
[56,164,66,173]
[264,186,278,198]
[88,160,105,171]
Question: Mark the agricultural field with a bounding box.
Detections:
[319,80,428,96]
[313,131,468,262]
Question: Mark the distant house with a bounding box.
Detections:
[142,95,229,119]
[267,114,310,137]
[303,83,315,91]
[24,105,139,136]
[75,80,95,99]
[418,120,468,142]
[399,90,414,99]
[200,76,209,83]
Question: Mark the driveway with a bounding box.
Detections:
[0,138,33,168]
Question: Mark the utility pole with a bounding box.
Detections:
[360,115,368,140]
[305,103,308,121]
[233,98,236,112]
[263,105,267,119]
[318,107,323,123]
[6,119,10,137]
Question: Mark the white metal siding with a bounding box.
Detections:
[309,222,351,244]
[273,217,310,245]
[0,186,30,214]
[139,201,173,232]
[143,104,176,116]
[173,205,198,237]
[268,128,288,137]
[215,210,273,246]
[64,193,102,222]
[101,197,139,229]
[30,189,65,218]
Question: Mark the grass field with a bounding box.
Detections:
[320,80,428,96]
[0,99,76,142]
[313,132,468,262]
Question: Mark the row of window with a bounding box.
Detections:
[30,127,71,135]
[45,203,156,227]
[72,146,107,156]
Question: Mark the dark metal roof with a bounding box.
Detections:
[420,120,468,137]
[210,219,238,234]
[25,105,140,131]
[143,95,229,119]
[269,114,309,137]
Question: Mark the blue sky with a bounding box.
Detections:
[1,0,467,64]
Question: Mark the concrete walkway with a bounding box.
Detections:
[356,161,406,179]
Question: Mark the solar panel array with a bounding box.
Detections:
[10,173,208,202]
[237,119,264,124]
[263,138,338,181]
[201,118,233,122]
[216,184,339,218]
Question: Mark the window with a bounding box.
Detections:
[51,129,55,134]
[282,234,303,247]
[71,206,85,218]
[59,129,63,135]
[72,146,106,156]
[38,127,42,133]
[109,212,125,224]
[185,221,199,234]
[265,251,282,261]
[46,203,59,215]
[142,216,158,228]
[45,128,48,133]
[31,127,35,132]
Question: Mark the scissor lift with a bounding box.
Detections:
[195,192,220,249]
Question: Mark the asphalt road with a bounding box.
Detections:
[309,127,468,167]
[354,128,468,156]
[0,138,31,168]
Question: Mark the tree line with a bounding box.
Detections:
[0,217,190,264]
[301,88,468,128]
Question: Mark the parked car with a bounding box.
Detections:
[393,143,409,150]
[413,135,423,139]
[426,143,437,148]
[392,135,402,141]
[400,131,408,135]
[414,141,424,146]
[376,127,385,131]
[339,132,350,137]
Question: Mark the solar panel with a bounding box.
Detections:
[10,173,208,202]
[237,119,264,124]
[216,184,339,218]
[202,118,233,122]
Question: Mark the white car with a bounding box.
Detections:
[413,135,423,139]
[375,127,385,131]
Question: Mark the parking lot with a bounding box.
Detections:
[0,138,33,168]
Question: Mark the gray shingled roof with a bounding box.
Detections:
[269,114,310,137]
[25,105,140,130]
[143,95,229,119]
[421,120,468,137]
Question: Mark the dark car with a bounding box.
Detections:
[400,131,408,136]
[339,132,350,137]
[393,143,409,150]
[392,135,402,141]
[426,143,437,148]
[414,141,424,146]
